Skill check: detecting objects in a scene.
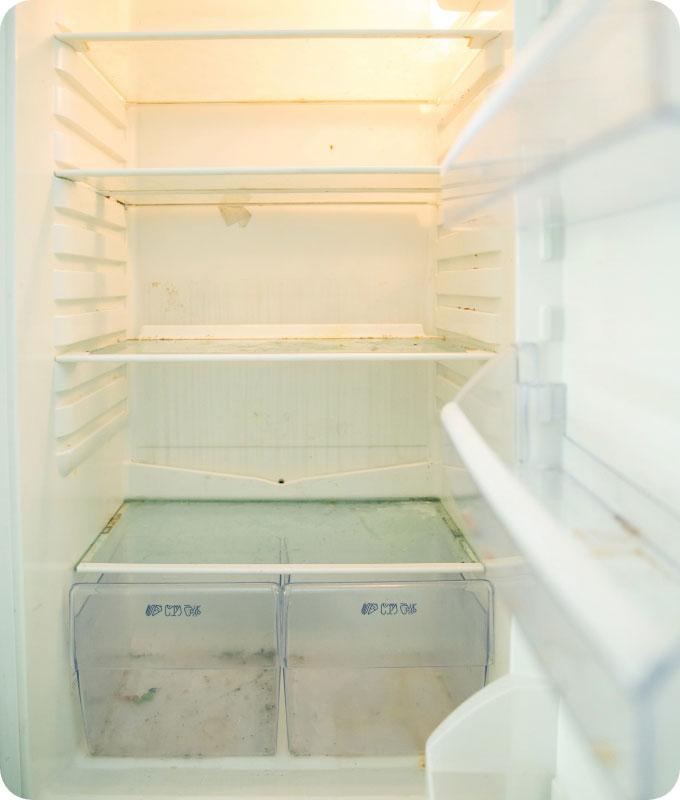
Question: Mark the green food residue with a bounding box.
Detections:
[132,688,157,705]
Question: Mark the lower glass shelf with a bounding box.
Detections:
[76,498,481,577]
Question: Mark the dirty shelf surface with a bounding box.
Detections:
[54,166,441,205]
[57,336,493,363]
[77,499,480,575]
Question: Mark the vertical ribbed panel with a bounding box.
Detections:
[437,34,508,160]
[53,178,125,229]
[435,224,510,348]
[54,86,126,163]
[53,43,128,475]
[55,44,125,128]
[436,16,512,352]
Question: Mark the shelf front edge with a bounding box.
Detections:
[75,561,485,575]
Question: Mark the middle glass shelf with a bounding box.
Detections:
[76,498,482,576]
[56,326,494,364]
[57,337,493,364]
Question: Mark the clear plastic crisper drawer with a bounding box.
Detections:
[282,580,492,756]
[70,582,280,757]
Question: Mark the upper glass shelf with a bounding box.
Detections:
[76,498,481,576]
[439,0,680,225]
[55,28,499,103]
[55,167,441,205]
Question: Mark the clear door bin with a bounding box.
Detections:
[283,580,492,756]
[70,582,280,757]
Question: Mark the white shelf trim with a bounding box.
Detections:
[56,28,499,46]
[57,353,493,364]
[56,165,440,177]
[56,339,494,364]
[137,323,429,339]
[54,166,442,204]
[75,561,484,576]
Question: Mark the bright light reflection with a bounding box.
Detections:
[428,0,463,28]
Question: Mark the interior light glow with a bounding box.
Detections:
[428,0,463,29]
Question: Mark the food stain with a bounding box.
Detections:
[120,687,158,705]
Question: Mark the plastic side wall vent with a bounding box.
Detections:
[426,674,558,800]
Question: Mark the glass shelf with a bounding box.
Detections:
[54,29,499,103]
[55,166,442,205]
[56,335,493,364]
[76,499,482,576]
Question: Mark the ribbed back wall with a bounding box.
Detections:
[434,6,514,414]
[53,42,129,475]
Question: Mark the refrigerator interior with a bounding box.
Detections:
[3,0,679,799]
[2,0,515,798]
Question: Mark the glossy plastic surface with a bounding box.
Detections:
[441,349,680,798]
[71,582,280,757]
[441,0,680,226]
[426,674,558,800]
[283,580,492,756]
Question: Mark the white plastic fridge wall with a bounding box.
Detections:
[117,38,501,496]
[0,10,22,796]
[4,2,128,798]
[125,99,437,487]
[123,107,439,495]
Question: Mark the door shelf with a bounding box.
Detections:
[56,332,494,364]
[440,0,680,225]
[441,347,680,800]
[55,167,442,205]
[55,29,500,104]
[76,499,482,577]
